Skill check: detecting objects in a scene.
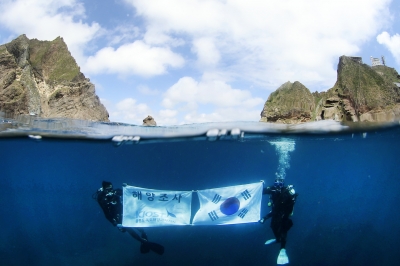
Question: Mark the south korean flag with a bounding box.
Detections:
[192,182,263,225]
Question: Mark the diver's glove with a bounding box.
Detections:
[116,224,126,232]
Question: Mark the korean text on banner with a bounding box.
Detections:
[122,185,192,227]
[192,182,263,225]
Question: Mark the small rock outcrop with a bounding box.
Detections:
[0,35,109,121]
[142,115,157,126]
[260,56,400,123]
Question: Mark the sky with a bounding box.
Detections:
[1,0,400,126]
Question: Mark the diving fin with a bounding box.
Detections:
[140,230,148,241]
[140,241,165,255]
[140,242,150,254]
[277,248,289,265]
[265,238,276,245]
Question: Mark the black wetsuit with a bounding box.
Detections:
[262,185,297,249]
[94,181,164,255]
[97,186,123,226]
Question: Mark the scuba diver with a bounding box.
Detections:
[259,178,297,265]
[93,181,164,255]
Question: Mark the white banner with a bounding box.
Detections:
[122,185,192,227]
[192,182,263,225]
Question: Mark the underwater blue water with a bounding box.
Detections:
[1,123,400,266]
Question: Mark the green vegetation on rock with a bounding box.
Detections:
[29,37,81,83]
[261,81,315,123]
[0,45,7,54]
[334,56,399,110]
[372,65,400,83]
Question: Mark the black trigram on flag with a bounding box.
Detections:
[208,210,219,221]
[238,208,249,218]
[241,189,251,200]
[211,194,221,204]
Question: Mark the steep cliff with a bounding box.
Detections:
[260,56,400,123]
[0,35,109,121]
[260,81,315,124]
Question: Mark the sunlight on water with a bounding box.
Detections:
[268,138,295,180]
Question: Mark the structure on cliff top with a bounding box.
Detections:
[0,35,109,122]
[349,57,363,64]
[370,56,384,67]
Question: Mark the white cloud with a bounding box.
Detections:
[143,28,185,47]
[159,109,177,118]
[84,40,185,76]
[162,77,264,109]
[2,0,392,90]
[107,25,141,46]
[156,109,179,125]
[192,37,220,67]
[161,76,264,123]
[0,0,101,65]
[377,31,400,64]
[125,0,392,89]
[183,108,262,124]
[112,98,153,125]
[138,85,160,96]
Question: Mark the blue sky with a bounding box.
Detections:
[1,0,400,125]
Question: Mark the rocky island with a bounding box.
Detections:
[260,56,400,124]
[0,35,109,122]
[2,35,399,125]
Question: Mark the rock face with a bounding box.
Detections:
[0,35,109,121]
[260,81,316,124]
[142,115,157,126]
[260,56,400,123]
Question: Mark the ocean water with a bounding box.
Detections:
[1,116,400,266]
